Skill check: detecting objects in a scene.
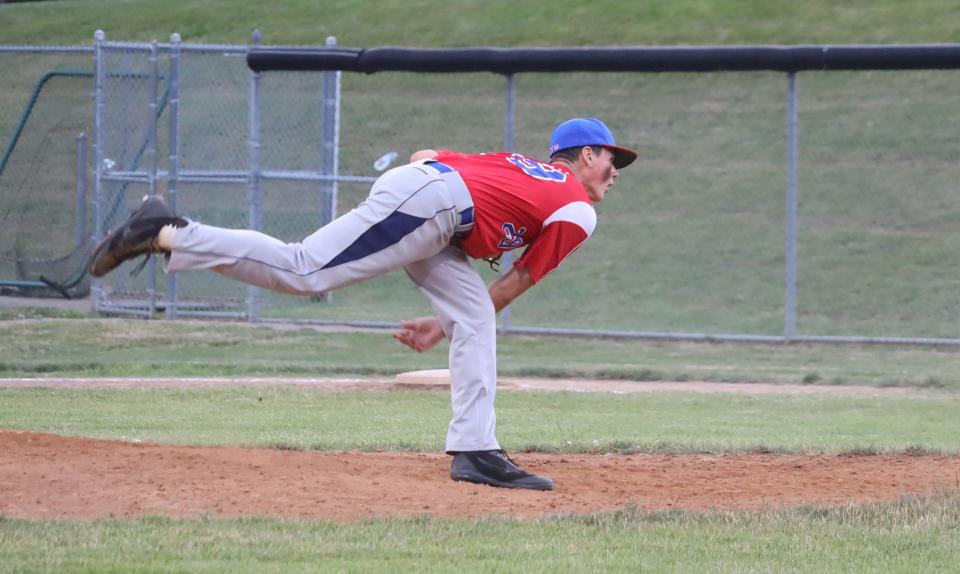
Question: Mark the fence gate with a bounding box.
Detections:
[91,32,341,320]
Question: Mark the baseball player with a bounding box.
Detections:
[90,117,637,491]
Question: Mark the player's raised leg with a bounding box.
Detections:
[88,196,188,278]
[166,165,459,294]
[91,163,463,295]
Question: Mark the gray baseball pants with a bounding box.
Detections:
[165,162,500,453]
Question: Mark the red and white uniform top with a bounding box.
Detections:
[434,151,597,284]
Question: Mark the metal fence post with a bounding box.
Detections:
[166,33,182,320]
[499,73,516,331]
[320,35,340,227]
[246,29,263,322]
[91,30,106,315]
[75,133,87,249]
[146,40,160,314]
[784,72,799,340]
[315,35,340,304]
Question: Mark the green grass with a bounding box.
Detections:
[2,0,960,46]
[3,496,960,574]
[2,318,960,387]
[1,386,958,455]
[0,306,86,320]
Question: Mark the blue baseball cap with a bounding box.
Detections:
[549,118,638,169]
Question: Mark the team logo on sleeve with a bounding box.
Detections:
[498,222,527,249]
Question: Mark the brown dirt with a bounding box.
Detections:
[2,377,954,522]
[3,429,959,522]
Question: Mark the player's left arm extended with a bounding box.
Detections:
[392,267,534,352]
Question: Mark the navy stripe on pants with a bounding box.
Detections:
[321,210,428,270]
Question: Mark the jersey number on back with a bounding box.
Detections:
[506,153,568,183]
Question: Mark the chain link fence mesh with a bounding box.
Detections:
[93,43,163,311]
[1,41,958,340]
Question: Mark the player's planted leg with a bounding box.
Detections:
[403,249,554,491]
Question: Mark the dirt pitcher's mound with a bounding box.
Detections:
[3,429,959,522]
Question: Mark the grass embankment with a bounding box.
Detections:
[2,0,959,45]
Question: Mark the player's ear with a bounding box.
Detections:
[579,145,595,165]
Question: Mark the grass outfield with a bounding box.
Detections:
[2,497,960,574]
[2,318,960,387]
[2,387,959,454]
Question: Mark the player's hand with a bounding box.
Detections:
[393,316,445,352]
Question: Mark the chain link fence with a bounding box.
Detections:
[2,35,958,342]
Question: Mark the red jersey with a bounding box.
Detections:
[434,151,597,284]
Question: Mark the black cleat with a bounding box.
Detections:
[89,196,186,278]
[450,450,554,491]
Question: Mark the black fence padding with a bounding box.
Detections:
[247,45,960,74]
[247,48,363,72]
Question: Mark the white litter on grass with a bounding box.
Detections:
[373,151,399,172]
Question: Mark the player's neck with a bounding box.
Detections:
[553,158,583,181]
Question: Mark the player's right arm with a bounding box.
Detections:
[392,268,534,353]
[392,316,445,352]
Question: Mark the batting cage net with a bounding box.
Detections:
[0,48,94,298]
[1,36,958,342]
